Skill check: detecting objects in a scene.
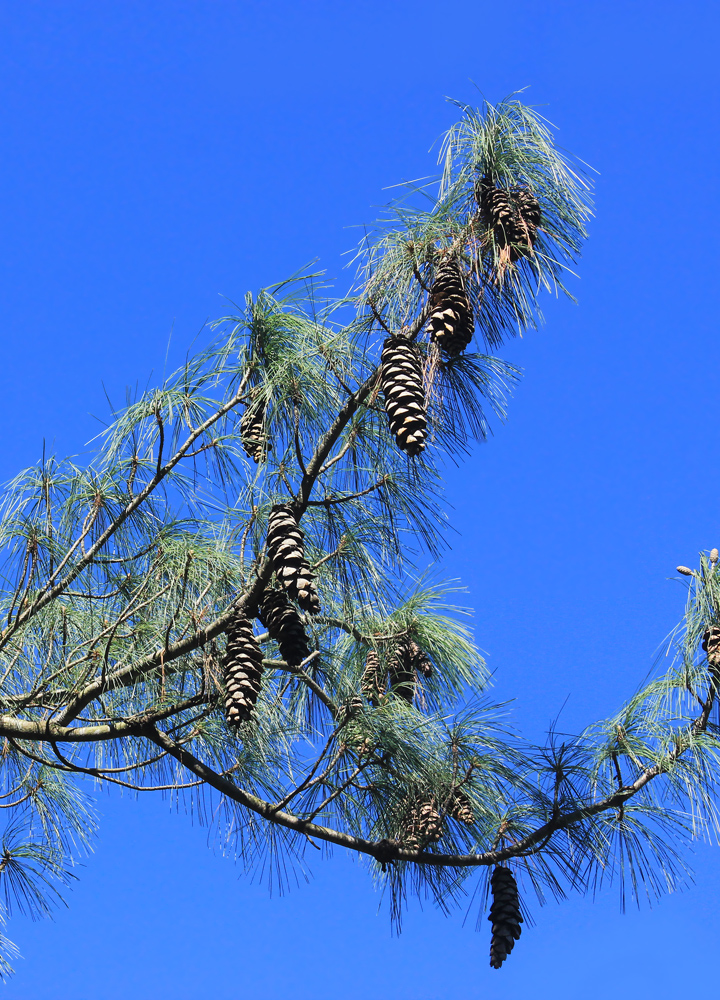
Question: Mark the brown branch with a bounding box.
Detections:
[305,477,388,508]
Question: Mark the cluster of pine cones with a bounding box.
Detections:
[221,504,319,727]
[360,638,433,708]
[402,798,443,850]
[477,175,541,262]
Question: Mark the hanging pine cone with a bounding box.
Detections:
[477,176,541,262]
[388,638,416,704]
[702,626,720,670]
[380,337,427,457]
[451,789,474,825]
[222,611,264,726]
[409,640,433,679]
[258,587,310,667]
[266,504,321,614]
[240,390,268,463]
[488,866,523,969]
[428,257,474,356]
[361,648,386,707]
[403,798,443,850]
[388,638,433,704]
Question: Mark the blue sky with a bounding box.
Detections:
[0,1,719,997]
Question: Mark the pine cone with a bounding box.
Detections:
[477,176,541,262]
[702,626,720,669]
[403,798,443,849]
[380,337,427,457]
[451,789,474,825]
[388,638,433,704]
[428,257,474,357]
[258,587,310,667]
[222,611,264,726]
[361,648,386,706]
[409,640,433,678]
[711,548,719,565]
[489,866,523,969]
[240,391,268,463]
[388,638,416,704]
[266,504,321,614]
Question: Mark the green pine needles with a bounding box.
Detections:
[0,96,714,974]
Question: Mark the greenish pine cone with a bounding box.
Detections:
[258,587,310,667]
[477,176,541,262]
[380,337,427,457]
[240,391,268,463]
[489,866,523,969]
[266,504,321,614]
[428,257,474,356]
[222,611,264,726]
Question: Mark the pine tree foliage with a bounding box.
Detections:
[0,95,713,975]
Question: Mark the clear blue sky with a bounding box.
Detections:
[0,2,718,997]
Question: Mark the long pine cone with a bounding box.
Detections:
[258,588,310,667]
[222,611,264,726]
[380,337,427,457]
[428,256,474,356]
[266,504,321,614]
[361,649,386,706]
[489,866,523,969]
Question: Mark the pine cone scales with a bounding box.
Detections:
[380,337,427,457]
[478,177,541,261]
[258,588,310,667]
[240,393,267,463]
[404,799,443,849]
[428,257,474,356]
[222,612,264,726]
[489,866,523,969]
[266,505,321,614]
[361,649,386,706]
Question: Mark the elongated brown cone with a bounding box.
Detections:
[477,176,541,262]
[428,256,474,356]
[380,337,427,457]
[403,798,443,850]
[222,611,264,726]
[240,391,268,463]
[266,504,321,614]
[489,866,523,969]
[258,587,310,667]
[361,649,386,707]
